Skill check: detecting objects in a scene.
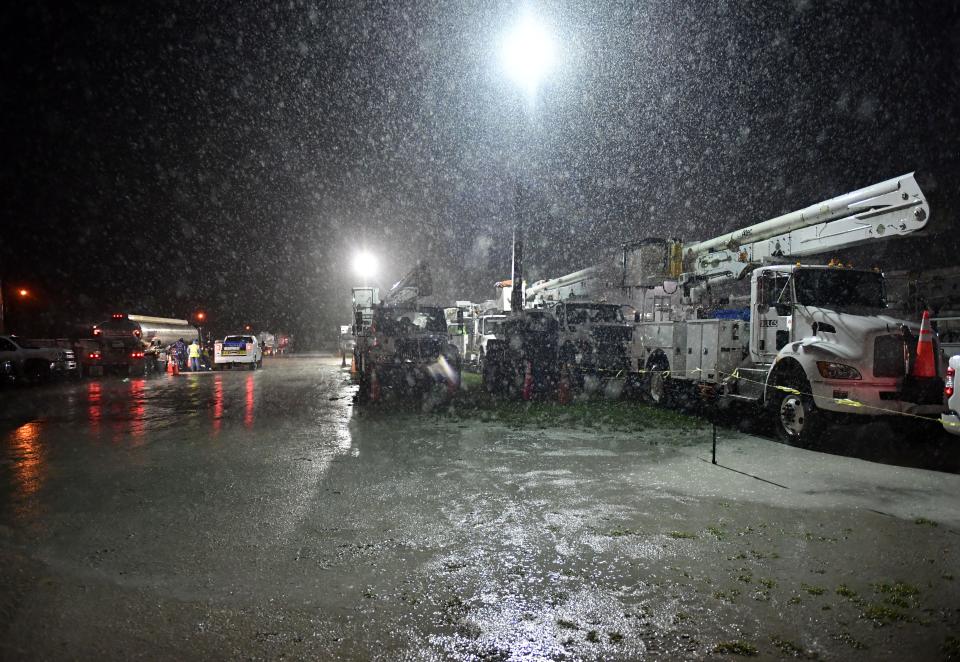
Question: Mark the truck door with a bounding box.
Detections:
[752,271,792,363]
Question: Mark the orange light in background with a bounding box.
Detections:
[196,312,206,322]
[244,325,251,331]
[17,289,29,297]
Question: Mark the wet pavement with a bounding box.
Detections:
[1,356,958,660]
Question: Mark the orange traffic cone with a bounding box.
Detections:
[558,366,571,404]
[350,353,358,377]
[521,360,534,401]
[914,310,937,378]
[171,359,179,376]
[369,368,381,402]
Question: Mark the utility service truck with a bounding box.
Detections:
[353,262,461,402]
[622,172,942,442]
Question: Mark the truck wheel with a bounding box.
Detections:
[769,369,824,446]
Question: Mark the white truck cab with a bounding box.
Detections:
[214,335,263,370]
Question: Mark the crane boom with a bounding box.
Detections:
[684,172,929,283]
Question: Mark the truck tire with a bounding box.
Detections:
[768,365,824,446]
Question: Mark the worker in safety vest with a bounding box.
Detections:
[188,339,201,372]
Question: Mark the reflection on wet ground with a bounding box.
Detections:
[0,357,957,660]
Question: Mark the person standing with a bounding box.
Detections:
[175,338,187,370]
[188,339,201,372]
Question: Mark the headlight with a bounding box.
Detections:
[816,361,862,380]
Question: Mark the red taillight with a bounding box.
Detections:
[246,343,253,352]
[130,351,144,359]
[946,366,955,398]
[88,352,101,360]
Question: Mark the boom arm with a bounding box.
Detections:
[685,172,930,283]
[383,261,433,306]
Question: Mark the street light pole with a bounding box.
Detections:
[501,11,556,313]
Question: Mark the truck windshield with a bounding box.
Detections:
[483,319,505,335]
[565,304,625,324]
[793,269,886,309]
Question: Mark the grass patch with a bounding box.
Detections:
[832,631,867,650]
[668,531,697,540]
[800,583,825,596]
[770,636,806,657]
[914,517,938,527]
[835,584,857,598]
[585,630,600,643]
[714,589,741,603]
[443,391,704,433]
[608,528,636,537]
[787,596,803,606]
[674,611,691,623]
[759,578,776,589]
[707,525,726,540]
[861,603,908,625]
[608,632,624,644]
[556,619,579,630]
[713,640,758,656]
[871,581,919,599]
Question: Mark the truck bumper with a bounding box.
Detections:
[941,412,960,436]
[813,378,945,417]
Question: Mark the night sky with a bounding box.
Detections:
[3,1,959,343]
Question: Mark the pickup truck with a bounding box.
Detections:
[0,335,78,382]
[214,335,263,370]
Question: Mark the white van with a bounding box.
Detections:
[214,335,263,370]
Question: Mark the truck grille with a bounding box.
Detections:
[397,338,442,361]
[873,335,906,378]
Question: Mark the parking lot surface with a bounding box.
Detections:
[1,356,958,660]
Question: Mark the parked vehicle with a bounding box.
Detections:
[942,355,960,436]
[0,335,78,382]
[92,313,197,375]
[621,173,943,443]
[353,262,460,402]
[482,309,561,398]
[214,335,263,369]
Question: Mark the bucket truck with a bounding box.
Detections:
[622,172,943,442]
[525,268,634,387]
[353,262,460,402]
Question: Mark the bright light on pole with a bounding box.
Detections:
[500,11,556,103]
[352,251,378,284]
[18,289,29,297]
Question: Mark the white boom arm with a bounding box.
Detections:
[384,261,432,306]
[525,267,599,306]
[686,172,929,283]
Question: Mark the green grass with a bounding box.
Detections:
[914,517,938,527]
[442,387,704,432]
[770,636,806,657]
[713,640,758,656]
[835,584,857,599]
[668,530,697,539]
[800,583,825,596]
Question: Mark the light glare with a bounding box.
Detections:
[501,13,556,97]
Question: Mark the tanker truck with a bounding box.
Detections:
[89,313,199,376]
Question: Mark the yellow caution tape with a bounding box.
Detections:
[834,398,864,408]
